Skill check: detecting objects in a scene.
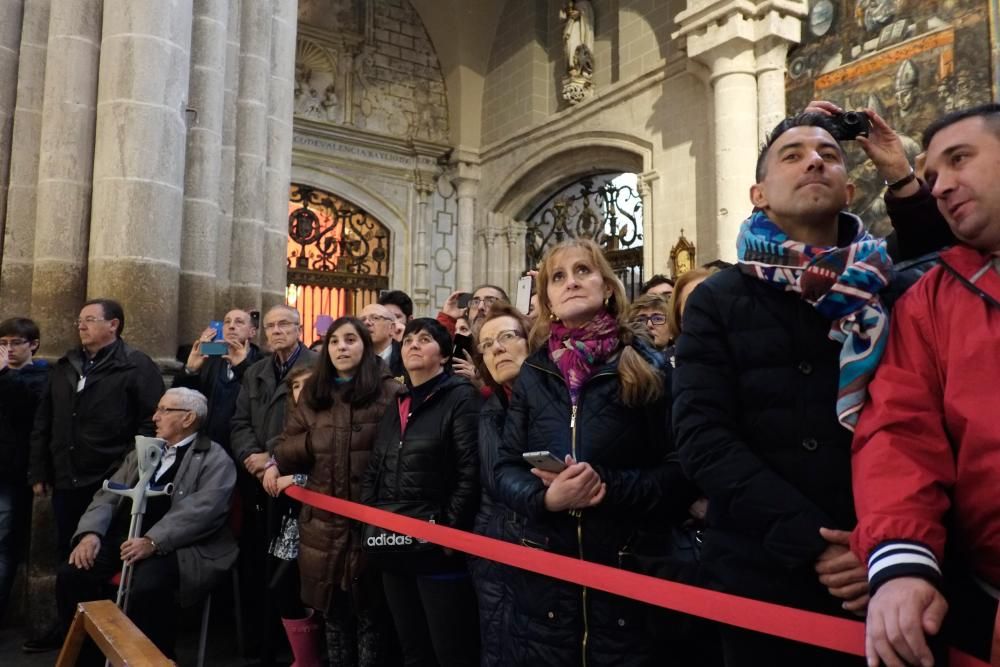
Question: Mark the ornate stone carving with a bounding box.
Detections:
[295,38,342,123]
[560,1,595,104]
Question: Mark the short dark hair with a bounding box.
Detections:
[303,317,385,410]
[0,317,40,343]
[922,103,1000,150]
[378,290,413,319]
[473,284,510,302]
[756,112,841,182]
[83,298,125,337]
[402,317,453,360]
[640,274,674,294]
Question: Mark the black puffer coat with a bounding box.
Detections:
[494,346,696,666]
[469,390,525,667]
[361,373,481,567]
[672,268,859,614]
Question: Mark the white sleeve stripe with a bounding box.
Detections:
[868,542,936,567]
[868,553,941,582]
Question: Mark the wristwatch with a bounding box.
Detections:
[885,167,916,192]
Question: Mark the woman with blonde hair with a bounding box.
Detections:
[495,238,698,665]
[666,267,718,339]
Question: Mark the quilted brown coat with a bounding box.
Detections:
[274,373,403,612]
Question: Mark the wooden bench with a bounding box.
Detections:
[55,599,173,666]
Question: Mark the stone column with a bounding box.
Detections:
[0,0,25,267]
[87,0,194,362]
[230,0,271,313]
[262,0,296,315]
[0,0,49,316]
[216,0,240,309]
[755,30,802,143]
[506,219,528,296]
[638,171,659,278]
[30,0,102,357]
[412,178,433,313]
[450,160,479,291]
[673,0,806,262]
[178,0,229,345]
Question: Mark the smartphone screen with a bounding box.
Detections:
[200,341,228,356]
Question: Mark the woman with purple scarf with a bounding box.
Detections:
[494,239,699,666]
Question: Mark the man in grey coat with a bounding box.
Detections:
[54,388,237,662]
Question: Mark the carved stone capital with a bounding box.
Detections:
[449,161,481,199]
[672,0,807,72]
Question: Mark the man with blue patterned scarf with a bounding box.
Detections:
[672,107,951,666]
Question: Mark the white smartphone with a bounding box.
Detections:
[522,450,567,473]
[515,275,532,314]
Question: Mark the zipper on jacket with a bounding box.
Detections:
[526,360,615,667]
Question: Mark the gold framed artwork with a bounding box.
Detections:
[670,232,696,280]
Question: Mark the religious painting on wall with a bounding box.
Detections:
[786,0,998,237]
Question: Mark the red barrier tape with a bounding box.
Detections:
[286,486,991,666]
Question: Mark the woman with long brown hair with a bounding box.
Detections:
[494,238,697,665]
[272,316,403,666]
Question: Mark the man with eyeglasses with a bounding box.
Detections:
[439,285,510,386]
[23,299,162,652]
[230,304,316,663]
[54,387,236,661]
[174,308,262,454]
[360,303,405,379]
[0,318,49,621]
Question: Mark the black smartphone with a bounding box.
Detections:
[452,333,475,361]
[456,292,472,309]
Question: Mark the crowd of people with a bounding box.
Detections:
[0,99,997,667]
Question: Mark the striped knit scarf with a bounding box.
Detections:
[736,210,891,430]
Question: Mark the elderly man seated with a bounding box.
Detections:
[54,387,237,662]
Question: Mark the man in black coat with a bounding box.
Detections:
[672,109,950,666]
[28,299,164,561]
[173,308,261,454]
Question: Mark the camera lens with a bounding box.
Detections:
[841,111,862,127]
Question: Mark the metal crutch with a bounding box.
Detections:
[102,435,174,614]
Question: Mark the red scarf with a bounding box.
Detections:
[547,310,619,403]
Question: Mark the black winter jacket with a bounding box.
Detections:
[673,270,855,612]
[494,346,696,666]
[172,344,262,453]
[361,373,481,553]
[470,391,524,667]
[0,361,49,484]
[29,339,164,489]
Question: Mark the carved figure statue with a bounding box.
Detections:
[856,0,897,34]
[894,59,918,116]
[561,1,594,77]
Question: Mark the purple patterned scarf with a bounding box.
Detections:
[548,310,620,403]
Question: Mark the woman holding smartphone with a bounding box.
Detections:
[271,316,403,666]
[494,239,697,666]
[469,303,533,667]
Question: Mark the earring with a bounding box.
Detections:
[603,296,610,307]
[548,309,558,321]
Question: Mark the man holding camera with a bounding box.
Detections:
[174,308,261,455]
[672,106,950,664]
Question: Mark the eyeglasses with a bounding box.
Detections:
[263,320,299,331]
[0,339,29,347]
[469,296,502,309]
[361,315,393,324]
[634,314,667,326]
[477,330,524,354]
[155,406,191,415]
[74,317,108,326]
